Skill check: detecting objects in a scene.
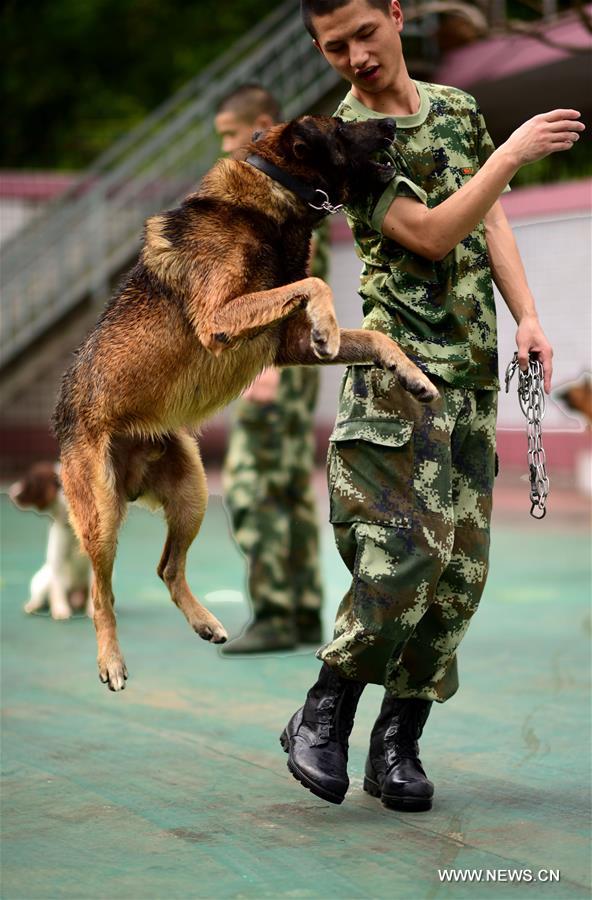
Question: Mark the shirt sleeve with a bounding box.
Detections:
[474,103,511,193]
[370,174,427,233]
[344,151,427,234]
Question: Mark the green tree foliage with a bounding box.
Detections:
[1,0,271,169]
[3,0,590,186]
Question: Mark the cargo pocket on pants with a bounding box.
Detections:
[328,417,415,529]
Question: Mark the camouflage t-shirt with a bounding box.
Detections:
[336,80,502,390]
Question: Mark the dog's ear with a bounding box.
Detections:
[287,116,322,162]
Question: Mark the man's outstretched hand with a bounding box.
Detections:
[504,109,585,167]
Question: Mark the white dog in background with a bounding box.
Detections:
[9,462,92,619]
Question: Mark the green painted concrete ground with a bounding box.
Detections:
[1,486,590,899]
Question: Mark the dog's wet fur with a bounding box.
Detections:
[53,114,438,691]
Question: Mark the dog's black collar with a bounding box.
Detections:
[245,154,343,217]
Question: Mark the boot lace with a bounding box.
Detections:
[307,685,362,743]
[384,701,427,764]
[314,696,338,742]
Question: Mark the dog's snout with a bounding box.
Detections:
[380,117,396,140]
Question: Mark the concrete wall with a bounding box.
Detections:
[0,173,75,246]
[0,197,39,246]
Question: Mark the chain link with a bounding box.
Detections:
[308,189,343,215]
[505,352,550,519]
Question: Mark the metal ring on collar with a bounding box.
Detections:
[309,189,343,215]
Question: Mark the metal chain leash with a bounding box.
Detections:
[505,352,550,519]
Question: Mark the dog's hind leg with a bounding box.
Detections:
[60,437,128,691]
[146,431,228,644]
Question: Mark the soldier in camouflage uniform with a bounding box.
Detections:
[281,0,580,811]
[214,85,328,653]
[320,81,502,701]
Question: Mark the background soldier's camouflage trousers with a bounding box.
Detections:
[320,365,498,702]
[222,220,330,635]
[223,365,323,622]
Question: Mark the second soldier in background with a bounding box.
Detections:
[214,85,329,653]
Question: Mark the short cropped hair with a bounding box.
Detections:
[301,0,390,38]
[216,84,281,125]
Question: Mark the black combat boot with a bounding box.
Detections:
[280,663,365,804]
[220,614,296,654]
[363,695,434,812]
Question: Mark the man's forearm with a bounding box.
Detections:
[382,109,584,261]
[484,201,554,390]
[484,202,537,324]
[383,147,517,260]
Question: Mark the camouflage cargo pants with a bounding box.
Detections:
[319,365,498,703]
[223,367,324,617]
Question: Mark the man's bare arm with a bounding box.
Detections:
[484,200,553,391]
[241,366,282,402]
[382,109,584,261]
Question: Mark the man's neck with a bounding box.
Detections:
[350,71,419,116]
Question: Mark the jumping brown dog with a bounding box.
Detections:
[53,114,438,691]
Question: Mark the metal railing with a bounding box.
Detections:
[1,0,573,370]
[0,1,343,368]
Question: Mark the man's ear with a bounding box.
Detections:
[254,112,275,132]
[389,0,404,31]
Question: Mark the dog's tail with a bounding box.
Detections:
[52,361,79,447]
[59,432,123,567]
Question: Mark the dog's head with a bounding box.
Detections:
[251,114,397,209]
[556,375,592,425]
[9,462,60,511]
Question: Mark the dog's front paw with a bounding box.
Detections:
[50,602,72,620]
[393,364,439,403]
[381,346,439,403]
[24,597,45,615]
[98,653,128,692]
[311,318,340,360]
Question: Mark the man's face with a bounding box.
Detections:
[214,111,255,159]
[312,0,404,95]
[214,111,269,159]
